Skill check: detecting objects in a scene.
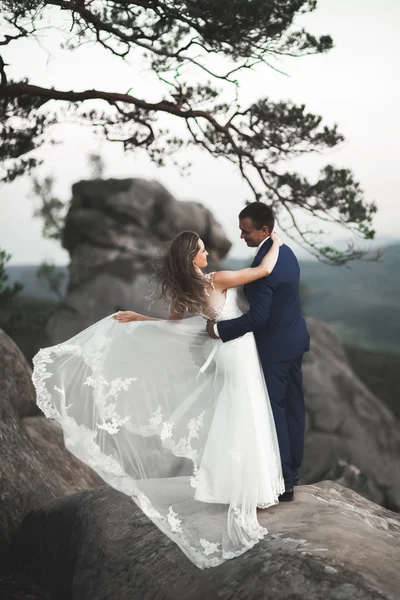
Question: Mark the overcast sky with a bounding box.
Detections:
[1,0,399,265]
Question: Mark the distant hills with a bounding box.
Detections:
[300,244,400,353]
[6,264,68,300]
[6,243,400,353]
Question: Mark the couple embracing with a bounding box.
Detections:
[33,202,310,569]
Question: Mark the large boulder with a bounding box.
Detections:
[2,482,399,600]
[0,315,399,598]
[302,318,400,511]
[23,417,103,495]
[0,328,41,418]
[345,343,400,420]
[45,178,231,345]
[0,329,103,552]
[0,387,61,553]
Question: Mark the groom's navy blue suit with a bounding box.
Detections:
[217,239,310,490]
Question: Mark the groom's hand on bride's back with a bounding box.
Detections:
[206,320,219,339]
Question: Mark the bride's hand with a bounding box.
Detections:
[113,311,141,323]
[270,230,283,247]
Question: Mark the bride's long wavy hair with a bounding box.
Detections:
[153,230,209,315]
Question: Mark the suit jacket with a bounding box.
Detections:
[217,239,310,364]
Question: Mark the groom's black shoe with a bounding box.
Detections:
[278,489,294,502]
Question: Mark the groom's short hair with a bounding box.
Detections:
[239,202,275,232]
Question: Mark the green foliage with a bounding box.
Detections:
[31,153,107,242]
[31,176,66,241]
[0,0,375,263]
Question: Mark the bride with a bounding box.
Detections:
[32,229,285,569]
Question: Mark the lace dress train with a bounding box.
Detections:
[32,285,284,568]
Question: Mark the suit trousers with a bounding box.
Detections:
[263,355,305,490]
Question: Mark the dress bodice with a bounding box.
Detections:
[201,273,243,322]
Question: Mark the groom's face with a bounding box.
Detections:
[239,217,270,247]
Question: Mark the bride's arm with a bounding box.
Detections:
[212,231,282,293]
[113,306,183,323]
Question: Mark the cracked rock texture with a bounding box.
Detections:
[2,483,399,600]
[1,313,399,599]
[302,318,400,512]
[0,329,103,554]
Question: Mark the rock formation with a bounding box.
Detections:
[0,329,103,554]
[345,343,400,420]
[1,178,399,597]
[2,483,399,599]
[45,178,231,345]
[0,328,41,419]
[1,307,400,597]
[302,318,400,512]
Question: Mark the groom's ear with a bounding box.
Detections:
[262,225,270,237]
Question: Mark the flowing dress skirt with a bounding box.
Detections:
[33,314,284,568]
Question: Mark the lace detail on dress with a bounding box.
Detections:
[31,287,285,570]
[196,281,246,376]
[203,272,215,292]
[199,538,221,556]
[200,273,243,323]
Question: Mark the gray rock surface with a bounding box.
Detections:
[23,417,103,495]
[0,328,103,552]
[0,386,60,554]
[0,328,41,418]
[302,318,400,512]
[345,343,400,420]
[1,310,400,597]
[3,482,399,600]
[45,178,231,345]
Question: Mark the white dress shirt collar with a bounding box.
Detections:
[256,236,270,255]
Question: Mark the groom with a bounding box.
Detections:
[206,202,310,501]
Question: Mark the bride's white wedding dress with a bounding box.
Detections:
[32,279,284,568]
